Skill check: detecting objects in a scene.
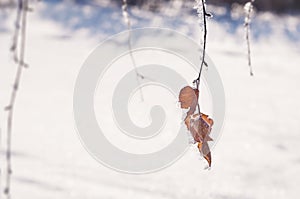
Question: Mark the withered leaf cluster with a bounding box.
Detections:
[179,86,214,167]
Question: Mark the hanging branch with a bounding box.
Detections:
[193,0,211,114]
[178,0,214,168]
[244,0,255,76]
[122,0,145,101]
[4,0,29,198]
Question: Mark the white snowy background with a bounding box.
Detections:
[0,0,300,198]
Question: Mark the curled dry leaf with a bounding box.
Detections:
[179,86,199,118]
[189,113,213,167]
[179,86,214,168]
[188,114,213,143]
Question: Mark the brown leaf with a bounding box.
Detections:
[179,85,214,167]
[179,86,199,123]
[186,114,213,142]
[179,86,198,110]
[184,115,191,130]
[198,142,212,167]
[185,113,214,167]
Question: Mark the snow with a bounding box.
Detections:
[0,0,300,198]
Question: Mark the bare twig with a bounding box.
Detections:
[4,0,29,198]
[244,0,255,76]
[10,0,23,63]
[193,0,208,88]
[193,0,210,114]
[122,0,145,101]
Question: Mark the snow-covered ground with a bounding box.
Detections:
[0,0,300,198]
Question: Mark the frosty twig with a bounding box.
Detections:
[244,0,255,76]
[193,0,210,114]
[4,0,29,198]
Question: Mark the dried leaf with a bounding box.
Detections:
[179,86,199,119]
[179,85,214,168]
[198,142,212,167]
[186,114,213,143]
[191,114,213,167]
[179,86,198,109]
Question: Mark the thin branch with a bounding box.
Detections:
[193,0,208,88]
[122,0,145,101]
[10,0,23,64]
[4,0,29,198]
[193,0,210,114]
[244,0,255,76]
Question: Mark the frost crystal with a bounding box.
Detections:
[244,1,253,26]
[122,0,130,26]
[194,0,205,31]
[244,2,252,12]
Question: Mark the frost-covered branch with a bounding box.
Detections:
[193,0,211,90]
[4,0,29,198]
[122,0,145,101]
[244,0,255,76]
[193,0,212,115]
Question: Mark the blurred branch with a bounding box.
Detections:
[244,0,255,76]
[122,0,145,101]
[10,0,22,64]
[4,0,29,198]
